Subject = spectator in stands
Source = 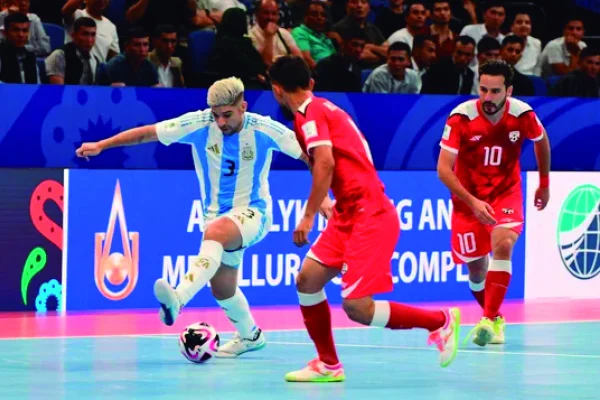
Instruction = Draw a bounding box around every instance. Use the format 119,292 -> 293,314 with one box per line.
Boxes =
499,35 -> 534,96
387,0 -> 429,49
538,16 -> 587,79
206,7 -> 268,89
313,26 -> 365,92
363,41 -> 420,94
291,1 -> 337,70
429,0 -> 454,59
411,34 -> 436,76
0,0 -> 50,57
460,0 -> 505,45
420,35 -> 475,94
333,0 -> 388,68
126,0 -> 196,39
194,0 -> 246,28
148,24 -> 184,88
470,36 -> 502,94
248,0 -> 294,30
374,0 -> 406,39
551,47 -> 600,98
509,12 -> 541,76
249,0 -> 302,68
96,27 -> 159,87
45,17 -> 99,85
62,0 -> 120,63
0,12 -> 38,83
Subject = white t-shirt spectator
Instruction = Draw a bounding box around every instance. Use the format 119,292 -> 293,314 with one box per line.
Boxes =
363,64 -> 421,94
460,24 -> 505,44
388,28 -> 414,49
539,36 -> 587,79
509,33 -> 542,76
249,25 -> 300,63
64,9 -> 119,63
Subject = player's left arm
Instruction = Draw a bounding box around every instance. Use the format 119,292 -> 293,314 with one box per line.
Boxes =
527,113 -> 551,210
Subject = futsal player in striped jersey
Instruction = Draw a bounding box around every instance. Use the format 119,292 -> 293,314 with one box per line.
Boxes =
75,77 -> 331,358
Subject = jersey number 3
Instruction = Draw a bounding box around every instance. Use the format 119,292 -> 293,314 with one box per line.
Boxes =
224,160 -> 236,176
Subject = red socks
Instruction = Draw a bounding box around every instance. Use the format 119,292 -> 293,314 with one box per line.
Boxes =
371,300 -> 447,332
484,260 -> 512,320
469,279 -> 486,310
298,291 -> 339,366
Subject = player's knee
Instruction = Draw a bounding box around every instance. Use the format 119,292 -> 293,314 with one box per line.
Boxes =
295,269 -> 314,293
342,298 -> 374,326
467,258 -> 488,281
493,237 -> 515,259
204,219 -> 242,250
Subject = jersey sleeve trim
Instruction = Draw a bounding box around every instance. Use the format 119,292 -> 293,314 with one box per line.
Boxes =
530,132 -> 544,142
156,110 -> 212,146
439,143 -> 459,154
307,140 -> 333,152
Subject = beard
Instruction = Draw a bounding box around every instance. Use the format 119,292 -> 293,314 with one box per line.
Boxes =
278,104 -> 296,121
482,96 -> 507,115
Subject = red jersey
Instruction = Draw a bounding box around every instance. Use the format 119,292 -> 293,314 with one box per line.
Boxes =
294,96 -> 387,213
439,98 -> 544,212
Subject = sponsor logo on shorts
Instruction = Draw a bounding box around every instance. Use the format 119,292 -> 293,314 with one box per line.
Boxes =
502,208 -> 514,215
341,263 -> 348,275
470,135 -> 482,141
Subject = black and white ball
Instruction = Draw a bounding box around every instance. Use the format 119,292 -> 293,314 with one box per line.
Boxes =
178,322 -> 220,363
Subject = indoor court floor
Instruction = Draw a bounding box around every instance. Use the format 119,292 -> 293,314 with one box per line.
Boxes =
1,299 -> 599,400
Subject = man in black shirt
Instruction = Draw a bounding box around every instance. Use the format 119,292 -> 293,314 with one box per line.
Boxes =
96,27 -> 159,87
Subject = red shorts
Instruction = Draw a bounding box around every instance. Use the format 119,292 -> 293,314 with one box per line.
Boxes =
307,204 -> 400,299
451,191 -> 524,264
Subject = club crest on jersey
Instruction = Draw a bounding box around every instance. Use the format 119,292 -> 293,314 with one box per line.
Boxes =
242,143 -> 254,161
502,208 -> 514,215
508,131 -> 520,143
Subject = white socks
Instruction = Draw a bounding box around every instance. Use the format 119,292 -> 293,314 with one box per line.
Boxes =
216,287 -> 258,339
176,240 -> 223,305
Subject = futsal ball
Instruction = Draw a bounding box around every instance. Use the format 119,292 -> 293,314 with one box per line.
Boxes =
178,322 -> 220,364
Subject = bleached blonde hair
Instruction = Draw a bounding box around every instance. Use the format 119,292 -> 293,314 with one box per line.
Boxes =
207,77 -> 245,107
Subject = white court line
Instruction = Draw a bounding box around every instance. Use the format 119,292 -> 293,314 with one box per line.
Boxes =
262,341 -> 600,360
1,319 -> 600,342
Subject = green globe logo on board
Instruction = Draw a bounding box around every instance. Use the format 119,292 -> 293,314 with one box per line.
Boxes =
557,184 -> 600,280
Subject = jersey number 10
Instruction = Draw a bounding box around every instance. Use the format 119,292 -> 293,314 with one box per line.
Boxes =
483,146 -> 502,166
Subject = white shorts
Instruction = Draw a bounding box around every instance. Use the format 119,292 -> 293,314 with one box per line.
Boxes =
204,206 -> 271,267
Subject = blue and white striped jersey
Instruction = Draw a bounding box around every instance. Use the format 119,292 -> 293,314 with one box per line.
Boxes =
156,109 -> 302,219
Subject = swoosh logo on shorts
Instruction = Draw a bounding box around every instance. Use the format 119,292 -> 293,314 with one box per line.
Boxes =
341,277 -> 363,298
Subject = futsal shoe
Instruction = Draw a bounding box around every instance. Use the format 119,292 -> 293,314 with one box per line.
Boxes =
153,278 -> 182,326
215,328 -> 266,358
489,316 -> 506,344
284,358 -> 345,382
427,307 -> 461,368
470,317 -> 495,347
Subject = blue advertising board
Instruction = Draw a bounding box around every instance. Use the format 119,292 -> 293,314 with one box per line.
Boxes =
65,169 -> 526,310
0,84 -> 598,171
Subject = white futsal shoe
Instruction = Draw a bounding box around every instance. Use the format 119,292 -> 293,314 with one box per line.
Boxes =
216,329 -> 266,358
153,278 -> 182,326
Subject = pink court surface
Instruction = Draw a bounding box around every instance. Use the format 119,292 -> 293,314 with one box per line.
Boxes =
1,299 -> 599,399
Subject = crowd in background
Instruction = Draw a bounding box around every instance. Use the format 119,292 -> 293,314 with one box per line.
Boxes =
0,0 -> 598,97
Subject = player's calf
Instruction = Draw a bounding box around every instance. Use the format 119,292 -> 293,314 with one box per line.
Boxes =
341,297 -> 375,325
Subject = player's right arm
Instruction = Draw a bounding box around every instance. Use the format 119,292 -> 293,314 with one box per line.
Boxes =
437,115 -> 497,225
76,110 -> 211,159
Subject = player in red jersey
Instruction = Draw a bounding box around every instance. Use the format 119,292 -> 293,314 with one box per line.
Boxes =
268,55 -> 461,382
437,60 -> 551,347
